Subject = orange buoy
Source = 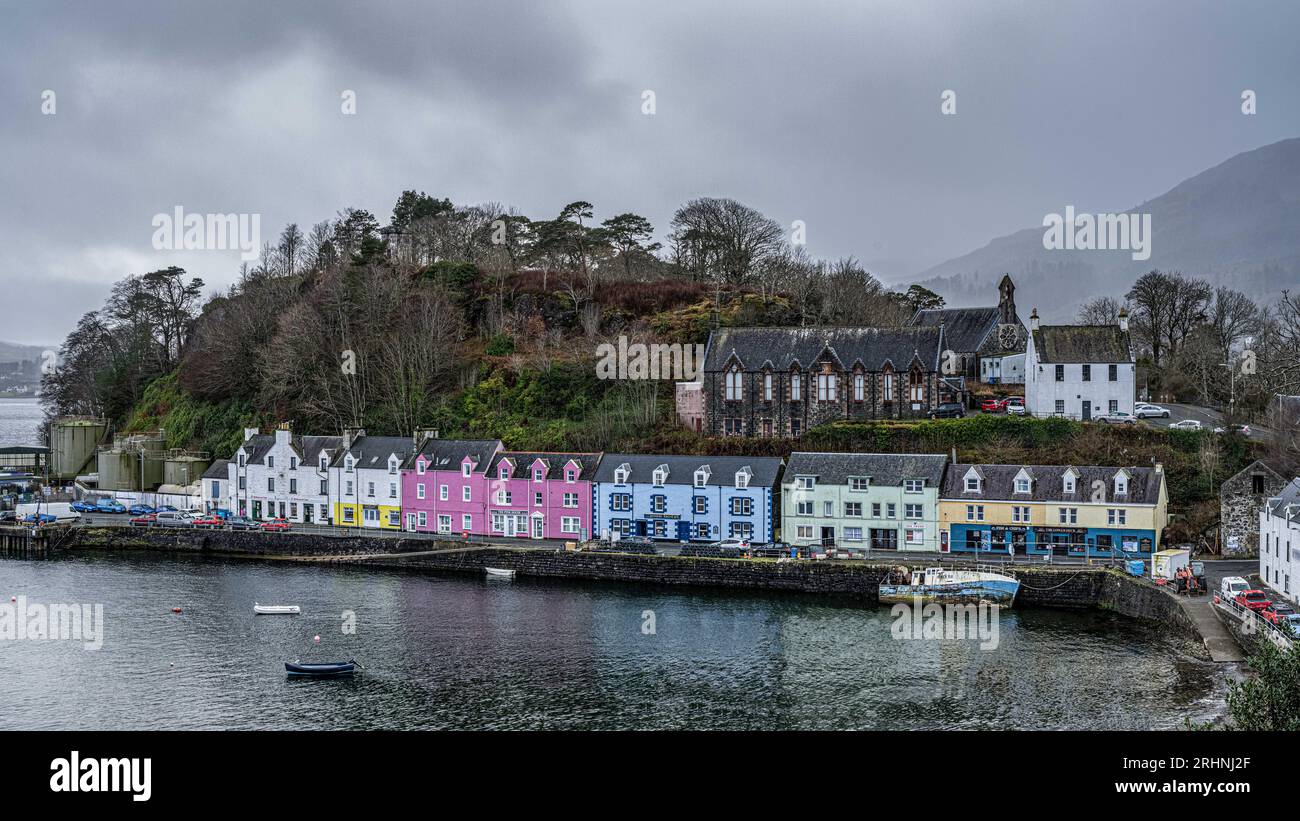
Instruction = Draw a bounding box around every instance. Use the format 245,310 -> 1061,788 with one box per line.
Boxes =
313,634 -> 321,644
171,607 -> 182,614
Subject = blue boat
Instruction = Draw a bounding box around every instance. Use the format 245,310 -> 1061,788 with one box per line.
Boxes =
285,660 -> 359,678
879,566 -> 1020,607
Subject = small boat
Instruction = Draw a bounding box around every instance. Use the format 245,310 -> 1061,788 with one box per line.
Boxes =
254,603 -> 301,615
879,566 -> 1020,607
285,660 -> 359,678
485,567 -> 516,579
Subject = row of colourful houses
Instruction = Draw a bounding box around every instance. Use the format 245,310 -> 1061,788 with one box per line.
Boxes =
202,425 -> 1168,556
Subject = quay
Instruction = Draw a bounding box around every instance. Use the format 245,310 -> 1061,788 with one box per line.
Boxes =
0,523 -> 67,559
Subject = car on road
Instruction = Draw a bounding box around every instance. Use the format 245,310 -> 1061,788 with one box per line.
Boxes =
95,500 -> 126,514
129,513 -> 157,527
226,516 -> 259,530
1214,423 -> 1251,436
1234,589 -> 1272,612
128,504 -> 156,516
1262,601 -> 1297,626
1134,403 -> 1171,419
70,500 -> 98,513
1169,419 -> 1203,431
1095,410 -> 1138,424
929,402 -> 965,419
154,510 -> 199,527
261,518 -> 293,532
1005,397 -> 1026,415
711,537 -> 751,550
980,397 -> 1008,413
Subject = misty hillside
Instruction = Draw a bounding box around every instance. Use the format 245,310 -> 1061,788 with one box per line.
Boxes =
0,341 -> 48,362
911,137 -> 1300,321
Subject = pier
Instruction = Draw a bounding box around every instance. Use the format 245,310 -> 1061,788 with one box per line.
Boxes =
0,524 -> 59,558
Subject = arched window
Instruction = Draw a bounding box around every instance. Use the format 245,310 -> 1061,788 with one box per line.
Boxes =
725,368 -> 743,401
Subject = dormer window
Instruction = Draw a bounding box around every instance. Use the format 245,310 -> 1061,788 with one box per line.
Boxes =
735,469 -> 751,489
614,464 -> 630,485
462,462 -> 471,477
416,459 -> 426,475
1114,473 -> 1128,495
320,457 -> 328,471
565,469 -> 576,483
388,457 -> 398,474
498,465 -> 509,480
345,456 -> 355,473
652,465 -> 668,487
790,372 -> 802,401
694,469 -> 708,488
533,468 -> 544,482
965,477 -> 980,492
1063,472 -> 1077,494
1015,478 -> 1030,494
797,476 -> 815,491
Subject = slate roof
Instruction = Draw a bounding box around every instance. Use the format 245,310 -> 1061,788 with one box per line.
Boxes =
331,435 -> 417,469
940,463 -> 1164,505
295,435 -> 342,464
405,438 -> 501,473
1031,325 -> 1132,364
487,451 -> 601,480
594,453 -> 784,487
236,434 -> 275,464
1266,480 -> 1300,526
784,452 -> 948,486
704,326 -> 944,372
909,307 -> 1001,353
202,459 -> 229,480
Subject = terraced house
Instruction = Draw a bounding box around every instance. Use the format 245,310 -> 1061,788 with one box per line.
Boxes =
329,430 -> 417,529
229,426 -> 341,523
698,326 -> 950,438
593,454 -> 783,543
939,463 -> 1167,557
781,452 -> 948,551
482,451 -> 599,540
401,437 -> 502,536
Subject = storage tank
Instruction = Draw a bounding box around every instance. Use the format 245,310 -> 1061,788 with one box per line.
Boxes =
96,449 -> 140,491
50,417 -> 108,480
141,453 -> 166,490
164,455 -> 210,488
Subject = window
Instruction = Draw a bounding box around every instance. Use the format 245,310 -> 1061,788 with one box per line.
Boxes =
1055,400 -> 1065,415
844,502 -> 862,517
904,503 -> 923,519
1114,474 -> 1127,495
565,469 -> 576,483
696,523 -> 711,539
797,476 -> 815,490
731,498 -> 753,516
319,479 -> 327,494
1107,508 -> 1127,525
437,515 -> 451,533
883,370 -> 894,401
495,489 -> 512,505
342,507 -> 355,523
796,526 -> 814,540
440,485 -> 448,501
268,477 -> 275,492
611,493 -> 632,512
614,467 -> 629,485
1252,475 -> 1266,494
871,502 -> 881,517
723,417 -> 743,436
967,504 -> 984,522
886,503 -> 896,518
1109,400 -> 1118,414
561,516 -> 580,534
534,468 -> 544,482
965,477 -> 981,492
694,496 -> 707,514
854,373 -> 864,402
414,481 -> 425,498
1108,364 -> 1118,381
1058,507 -> 1078,524
388,460 -> 398,475
909,369 -> 924,402
345,457 -> 354,473
652,467 -> 668,486
563,492 -> 578,508
844,527 -> 863,542
416,460 -> 426,475
849,477 -> 869,492
462,486 -> 471,502
734,471 -> 750,489
1081,364 -> 1091,382
389,482 -> 397,498
796,500 -> 813,516
239,476 -> 246,490
417,511 -> 427,528
462,463 -> 471,477
498,465 -> 509,480
904,479 -> 923,493
725,369 -> 743,401
729,521 -> 754,540
462,514 -> 472,531
763,372 -> 772,402
1014,477 -> 1030,494
1012,505 -> 1030,523
1063,474 -> 1076,494
267,456 -> 274,469
823,501 -> 834,517
906,529 -> 924,546
790,419 -> 801,437
320,457 -> 329,471
817,372 -> 837,401
790,373 -> 802,401
1054,364 -> 1065,382
366,482 -> 375,497
534,492 -> 543,506
345,481 -> 353,495
238,453 -> 246,467
694,470 -> 708,488
650,495 -> 667,513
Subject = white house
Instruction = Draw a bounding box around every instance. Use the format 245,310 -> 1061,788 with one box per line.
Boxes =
1024,308 -> 1135,420
230,425 -> 341,523
328,429 -> 417,529
1260,479 -> 1300,604
201,459 -> 231,513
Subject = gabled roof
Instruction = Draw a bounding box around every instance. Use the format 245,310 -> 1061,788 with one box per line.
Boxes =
1031,325 -> 1132,364
909,307 -> 1000,353
296,435 -> 342,464
1265,479 -> 1300,526
202,459 -> 230,480
487,451 -> 600,481
331,435 -> 417,469
404,438 -> 501,473
784,452 -> 947,486
237,434 -> 275,464
704,326 -> 943,373
941,463 -> 1163,505
595,453 -> 783,487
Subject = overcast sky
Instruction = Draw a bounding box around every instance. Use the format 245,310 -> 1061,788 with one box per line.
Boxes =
3,0 -> 1298,346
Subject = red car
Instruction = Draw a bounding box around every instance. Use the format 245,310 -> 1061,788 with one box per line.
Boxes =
1262,601 -> 1297,625
191,515 -> 223,528
129,513 -> 157,527
980,397 -> 1008,413
1234,590 -> 1271,612
261,518 -> 292,532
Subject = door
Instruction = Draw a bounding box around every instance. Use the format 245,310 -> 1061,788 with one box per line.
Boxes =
304,505 -> 313,524
820,526 -> 835,547
1081,400 -> 1091,421
252,501 -> 261,519
532,515 -> 543,539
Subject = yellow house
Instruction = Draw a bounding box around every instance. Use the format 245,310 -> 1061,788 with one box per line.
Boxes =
327,431 -> 415,530
939,463 -> 1167,557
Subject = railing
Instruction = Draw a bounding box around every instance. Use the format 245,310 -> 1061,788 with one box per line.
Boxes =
1214,593 -> 1296,650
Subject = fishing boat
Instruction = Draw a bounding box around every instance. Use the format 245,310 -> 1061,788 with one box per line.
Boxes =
254,603 -> 301,615
485,567 -> 516,579
878,566 -> 1020,606
284,660 -> 359,678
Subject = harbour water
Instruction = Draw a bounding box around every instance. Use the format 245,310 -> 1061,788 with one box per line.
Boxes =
0,397 -> 42,446
1,551 -> 1227,730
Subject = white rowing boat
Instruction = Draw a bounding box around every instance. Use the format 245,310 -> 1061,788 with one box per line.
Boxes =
484,567 -> 516,579
254,603 -> 301,615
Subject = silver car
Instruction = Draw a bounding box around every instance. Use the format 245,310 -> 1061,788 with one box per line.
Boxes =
1134,403 -> 1170,418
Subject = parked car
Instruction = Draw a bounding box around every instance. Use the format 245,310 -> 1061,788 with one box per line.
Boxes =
1218,576 -> 1251,605
1134,402 -> 1171,418
1005,397 -> 1026,415
980,397 -> 1008,413
1214,424 -> 1251,436
70,500 -> 98,513
95,500 -> 126,514
261,518 -> 293,532
211,508 -> 234,520
129,513 -> 157,527
226,516 -> 259,530
1169,419 -> 1203,431
156,505 -> 178,513
128,504 -> 156,516
1262,601 -> 1297,626
153,510 -> 198,527
1096,410 -> 1137,424
191,514 -> 223,528
929,402 -> 965,419
1283,614 -> 1300,635
711,537 -> 751,550
1234,589 -> 1272,612
22,513 -> 57,524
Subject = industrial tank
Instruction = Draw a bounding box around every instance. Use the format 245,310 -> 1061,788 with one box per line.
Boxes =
96,449 -> 140,491
50,417 -> 108,480
163,455 -> 210,487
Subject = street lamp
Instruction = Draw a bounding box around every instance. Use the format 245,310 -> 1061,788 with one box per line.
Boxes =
1218,363 -> 1236,419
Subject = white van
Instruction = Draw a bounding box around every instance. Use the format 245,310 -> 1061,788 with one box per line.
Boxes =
154,510 -> 199,528
1218,576 -> 1251,604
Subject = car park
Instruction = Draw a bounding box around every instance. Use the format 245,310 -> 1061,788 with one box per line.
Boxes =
1169,419 -> 1203,431
929,402 -> 965,419
1134,403 -> 1171,419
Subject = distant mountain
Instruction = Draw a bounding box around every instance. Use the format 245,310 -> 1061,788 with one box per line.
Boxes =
0,341 -> 49,362
909,137 -> 1300,322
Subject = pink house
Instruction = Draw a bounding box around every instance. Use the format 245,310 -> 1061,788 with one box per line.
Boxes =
482,451 -> 600,541
401,439 -> 502,535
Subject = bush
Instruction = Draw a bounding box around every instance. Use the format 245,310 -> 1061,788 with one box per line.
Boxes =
485,334 -> 515,356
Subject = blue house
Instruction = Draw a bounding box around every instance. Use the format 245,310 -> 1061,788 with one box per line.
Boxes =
593,454 -> 784,543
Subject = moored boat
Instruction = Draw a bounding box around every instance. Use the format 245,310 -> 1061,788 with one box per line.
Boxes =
285,660 -> 358,678
254,603 -> 301,615
485,567 -> 516,579
879,566 -> 1020,606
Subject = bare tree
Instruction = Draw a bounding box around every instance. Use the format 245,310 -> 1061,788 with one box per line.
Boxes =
1077,295 -> 1124,326
669,197 -> 784,287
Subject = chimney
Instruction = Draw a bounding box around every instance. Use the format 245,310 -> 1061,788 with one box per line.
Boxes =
343,427 -> 364,451
1029,308 -> 1040,331
274,425 -> 292,447
1153,461 -> 1163,475
412,428 -> 439,448
951,446 -> 958,464
243,427 -> 260,441
1118,307 -> 1130,333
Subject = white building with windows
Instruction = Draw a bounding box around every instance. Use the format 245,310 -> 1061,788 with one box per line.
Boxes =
1025,308 -> 1135,420
229,426 -> 341,523
328,430 -> 416,529
1260,479 -> 1300,604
